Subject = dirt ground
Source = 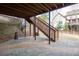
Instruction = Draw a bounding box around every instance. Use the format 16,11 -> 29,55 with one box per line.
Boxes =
0,31 -> 79,56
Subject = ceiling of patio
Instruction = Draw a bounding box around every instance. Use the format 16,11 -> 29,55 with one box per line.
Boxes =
0,3 -> 75,19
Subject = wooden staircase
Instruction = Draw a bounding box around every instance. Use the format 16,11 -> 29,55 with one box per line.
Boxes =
30,17 -> 59,42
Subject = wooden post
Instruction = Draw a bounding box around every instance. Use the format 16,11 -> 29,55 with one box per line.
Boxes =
35,17 -> 36,40
37,28 -> 39,36
25,20 -> 26,37
33,17 -> 36,40
29,23 -> 31,36
35,27 -> 39,36
49,10 -> 51,44
54,30 -> 56,42
33,24 -> 35,37
14,32 -> 18,40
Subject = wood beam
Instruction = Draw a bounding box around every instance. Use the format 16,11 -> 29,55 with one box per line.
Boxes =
24,4 -> 43,13
17,4 -> 39,14
33,4 -> 44,12
44,4 -> 52,10
0,3 -> 73,19
53,3 -> 58,8
1,4 -> 36,17
0,6 -> 26,18
39,4 -> 49,11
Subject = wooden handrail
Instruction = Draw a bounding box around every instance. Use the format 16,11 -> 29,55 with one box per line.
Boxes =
36,17 -> 59,39
32,22 -> 50,38
30,17 -> 59,41
36,17 -> 58,31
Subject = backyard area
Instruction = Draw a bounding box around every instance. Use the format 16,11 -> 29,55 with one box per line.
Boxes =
0,3 -> 79,56
0,31 -> 79,56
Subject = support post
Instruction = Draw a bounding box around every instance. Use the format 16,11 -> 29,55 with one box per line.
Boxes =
35,27 -> 39,36
29,23 -> 31,36
25,20 -> 26,37
37,28 -> 39,36
33,24 -> 34,37
35,17 -> 36,40
49,10 -> 51,44
33,17 -> 36,40
54,30 -> 56,42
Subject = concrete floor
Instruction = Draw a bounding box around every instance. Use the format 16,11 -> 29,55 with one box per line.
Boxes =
0,32 -> 79,56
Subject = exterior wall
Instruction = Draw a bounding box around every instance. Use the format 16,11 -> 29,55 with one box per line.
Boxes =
51,14 -> 66,30
0,14 -> 26,43
0,23 -> 24,43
